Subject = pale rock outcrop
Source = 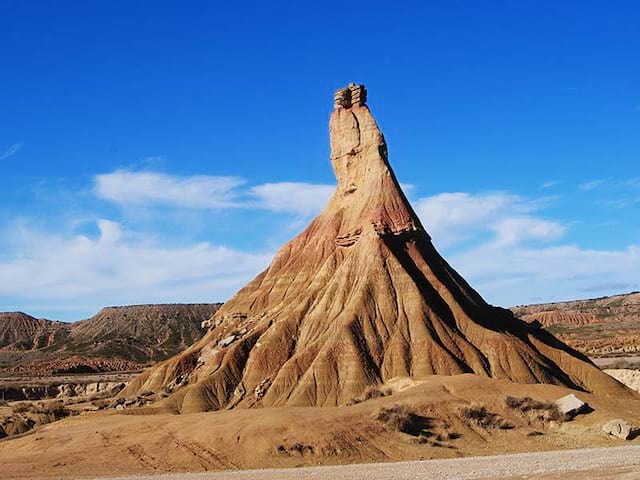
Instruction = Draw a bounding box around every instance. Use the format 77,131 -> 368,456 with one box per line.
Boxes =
602,419 -> 638,440
605,369 -> 640,393
555,394 -> 589,418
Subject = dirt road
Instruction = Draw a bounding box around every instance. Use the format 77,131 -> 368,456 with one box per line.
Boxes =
87,445 -> 640,480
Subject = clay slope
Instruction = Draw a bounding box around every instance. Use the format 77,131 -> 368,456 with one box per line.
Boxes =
69,304 -> 220,363
511,292 -> 640,357
0,304 -> 220,375
0,312 -> 68,351
511,291 -> 640,327
125,84 -> 632,412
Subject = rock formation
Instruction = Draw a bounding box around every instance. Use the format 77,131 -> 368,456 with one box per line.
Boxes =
124,85 -> 633,412
511,292 -> 640,357
0,304 -> 220,375
511,291 -> 640,327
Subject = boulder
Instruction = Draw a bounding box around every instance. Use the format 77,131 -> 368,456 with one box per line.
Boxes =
603,419 -> 638,440
555,394 -> 589,418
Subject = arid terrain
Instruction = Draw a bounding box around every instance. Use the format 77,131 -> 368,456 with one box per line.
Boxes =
1,86 -> 638,480
512,292 -> 640,359
88,446 -> 640,480
1,375 -> 639,479
0,304 -> 220,377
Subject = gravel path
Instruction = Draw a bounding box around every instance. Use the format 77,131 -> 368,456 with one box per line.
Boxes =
89,446 -> 640,480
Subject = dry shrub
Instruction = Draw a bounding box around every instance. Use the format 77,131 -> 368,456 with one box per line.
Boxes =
12,402 -> 37,414
39,401 -> 72,420
346,386 -> 392,406
460,404 -> 513,430
505,396 -> 564,423
375,405 -> 419,434
12,401 -> 71,420
363,387 -> 386,400
415,436 -> 456,448
276,443 -> 314,456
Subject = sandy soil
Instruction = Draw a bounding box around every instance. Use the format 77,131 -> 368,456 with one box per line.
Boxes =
75,446 -> 640,479
1,375 -> 639,479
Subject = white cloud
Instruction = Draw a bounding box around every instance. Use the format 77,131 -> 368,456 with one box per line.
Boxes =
0,143 -> 23,160
452,242 -> 640,306
540,180 -> 559,189
578,179 -> 609,191
251,182 -> 334,216
491,217 -> 565,246
94,169 -> 338,217
0,220 -> 272,305
414,192 -> 557,248
94,170 -> 246,209
410,191 -> 640,306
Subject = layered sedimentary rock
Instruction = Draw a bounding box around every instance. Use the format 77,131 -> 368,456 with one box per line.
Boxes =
0,304 -> 220,375
512,292 -> 640,357
511,292 -> 640,327
125,85 -> 633,412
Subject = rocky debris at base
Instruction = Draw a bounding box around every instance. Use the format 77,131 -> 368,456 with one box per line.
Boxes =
556,394 -> 589,419
602,419 -> 639,440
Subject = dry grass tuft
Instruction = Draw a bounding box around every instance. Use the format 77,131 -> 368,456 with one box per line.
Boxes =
505,396 -> 564,423
346,386 -> 392,406
375,405 -> 420,434
460,404 -> 514,430
12,402 -> 38,414
12,401 -> 72,420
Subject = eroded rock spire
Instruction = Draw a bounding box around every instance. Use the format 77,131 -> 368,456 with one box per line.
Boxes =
123,86 -> 634,413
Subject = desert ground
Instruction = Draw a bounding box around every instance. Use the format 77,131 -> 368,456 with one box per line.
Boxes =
1,374 -> 639,479
82,446 -> 640,479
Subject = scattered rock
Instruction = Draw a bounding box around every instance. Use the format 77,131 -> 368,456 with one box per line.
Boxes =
602,419 -> 638,440
555,394 -> 589,418
254,379 -> 271,401
218,335 -> 236,347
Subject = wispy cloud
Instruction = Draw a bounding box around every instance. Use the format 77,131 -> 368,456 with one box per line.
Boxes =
414,192 -> 563,248
578,282 -> 637,294
0,219 -> 272,303
0,143 -> 23,160
578,178 -> 609,191
94,170 -> 246,209
452,242 -> 640,306
540,181 -> 559,189
94,169 -> 335,217
251,182 -> 334,216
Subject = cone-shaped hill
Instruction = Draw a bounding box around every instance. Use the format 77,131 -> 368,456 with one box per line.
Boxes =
125,84 -> 632,412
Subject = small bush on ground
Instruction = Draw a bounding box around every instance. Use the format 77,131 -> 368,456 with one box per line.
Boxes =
346,386 -> 392,406
40,401 -> 71,420
12,402 -> 37,414
375,404 -> 421,434
460,404 -> 513,430
505,396 -> 564,423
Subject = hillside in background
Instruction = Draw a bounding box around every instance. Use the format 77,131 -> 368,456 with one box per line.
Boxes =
0,304 -> 221,376
511,292 -> 640,358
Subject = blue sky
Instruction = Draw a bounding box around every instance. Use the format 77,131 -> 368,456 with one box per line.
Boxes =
1,1 -> 639,321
